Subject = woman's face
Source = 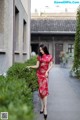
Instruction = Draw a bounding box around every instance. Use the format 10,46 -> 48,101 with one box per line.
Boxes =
39,47 -> 45,54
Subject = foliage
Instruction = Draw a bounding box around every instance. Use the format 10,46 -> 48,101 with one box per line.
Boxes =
0,56 -> 38,120
7,56 -> 38,91
0,77 -> 34,120
73,6 -> 80,78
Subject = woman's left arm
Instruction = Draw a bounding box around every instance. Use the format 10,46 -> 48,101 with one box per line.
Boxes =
47,61 -> 53,73
45,61 -> 53,77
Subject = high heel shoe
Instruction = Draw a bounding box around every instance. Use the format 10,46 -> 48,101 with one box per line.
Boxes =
44,114 -> 47,119
40,110 -> 43,114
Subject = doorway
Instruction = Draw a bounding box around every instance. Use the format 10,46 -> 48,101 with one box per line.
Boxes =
55,43 -> 63,64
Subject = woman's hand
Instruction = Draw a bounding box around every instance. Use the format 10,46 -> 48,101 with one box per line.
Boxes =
27,66 -> 31,68
45,71 -> 48,78
26,66 -> 31,70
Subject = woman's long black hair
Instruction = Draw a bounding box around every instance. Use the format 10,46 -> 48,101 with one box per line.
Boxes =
38,44 -> 49,57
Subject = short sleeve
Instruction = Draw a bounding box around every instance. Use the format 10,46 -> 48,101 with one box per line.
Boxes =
50,55 -> 53,62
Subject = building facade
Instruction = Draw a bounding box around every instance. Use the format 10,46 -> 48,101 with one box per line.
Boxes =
31,13 -> 76,64
0,0 -> 31,74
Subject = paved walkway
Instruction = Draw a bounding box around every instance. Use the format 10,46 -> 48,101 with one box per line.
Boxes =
33,66 -> 80,120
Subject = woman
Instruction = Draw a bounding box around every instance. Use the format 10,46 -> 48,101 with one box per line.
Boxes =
27,44 -> 53,119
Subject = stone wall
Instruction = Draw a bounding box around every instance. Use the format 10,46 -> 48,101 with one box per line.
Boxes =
0,0 -> 31,74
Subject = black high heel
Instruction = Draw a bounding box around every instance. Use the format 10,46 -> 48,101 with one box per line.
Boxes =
44,114 -> 47,119
40,107 -> 44,114
40,111 -> 43,114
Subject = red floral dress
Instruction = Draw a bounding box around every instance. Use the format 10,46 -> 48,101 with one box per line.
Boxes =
36,54 -> 53,99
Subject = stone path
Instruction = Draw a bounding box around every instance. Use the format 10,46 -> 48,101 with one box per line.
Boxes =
33,66 -> 80,120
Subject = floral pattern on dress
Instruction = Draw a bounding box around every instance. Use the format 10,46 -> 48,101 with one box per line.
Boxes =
36,54 -> 53,98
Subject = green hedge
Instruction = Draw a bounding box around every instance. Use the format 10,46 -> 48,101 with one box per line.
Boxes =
73,6 -> 80,79
0,76 -> 33,120
0,56 -> 38,120
7,56 -> 38,91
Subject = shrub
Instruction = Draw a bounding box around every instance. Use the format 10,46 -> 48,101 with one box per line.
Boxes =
7,63 -> 25,78
73,6 -> 80,79
7,56 -> 38,91
0,56 -> 38,120
0,77 -> 34,120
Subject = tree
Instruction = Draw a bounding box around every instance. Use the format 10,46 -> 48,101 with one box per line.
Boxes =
73,5 -> 80,78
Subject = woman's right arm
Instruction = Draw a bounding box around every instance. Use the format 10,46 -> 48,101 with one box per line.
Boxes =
27,61 -> 40,69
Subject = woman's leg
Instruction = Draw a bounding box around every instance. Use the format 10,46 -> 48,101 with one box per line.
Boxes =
40,97 -> 44,111
43,96 -> 47,114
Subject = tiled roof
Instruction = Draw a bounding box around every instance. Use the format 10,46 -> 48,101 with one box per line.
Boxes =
31,19 -> 76,33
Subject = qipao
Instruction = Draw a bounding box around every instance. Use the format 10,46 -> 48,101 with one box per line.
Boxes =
36,54 -> 53,98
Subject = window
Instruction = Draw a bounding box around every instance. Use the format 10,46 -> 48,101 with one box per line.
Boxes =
23,20 -> 27,52
68,44 -> 74,53
15,6 -> 19,51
